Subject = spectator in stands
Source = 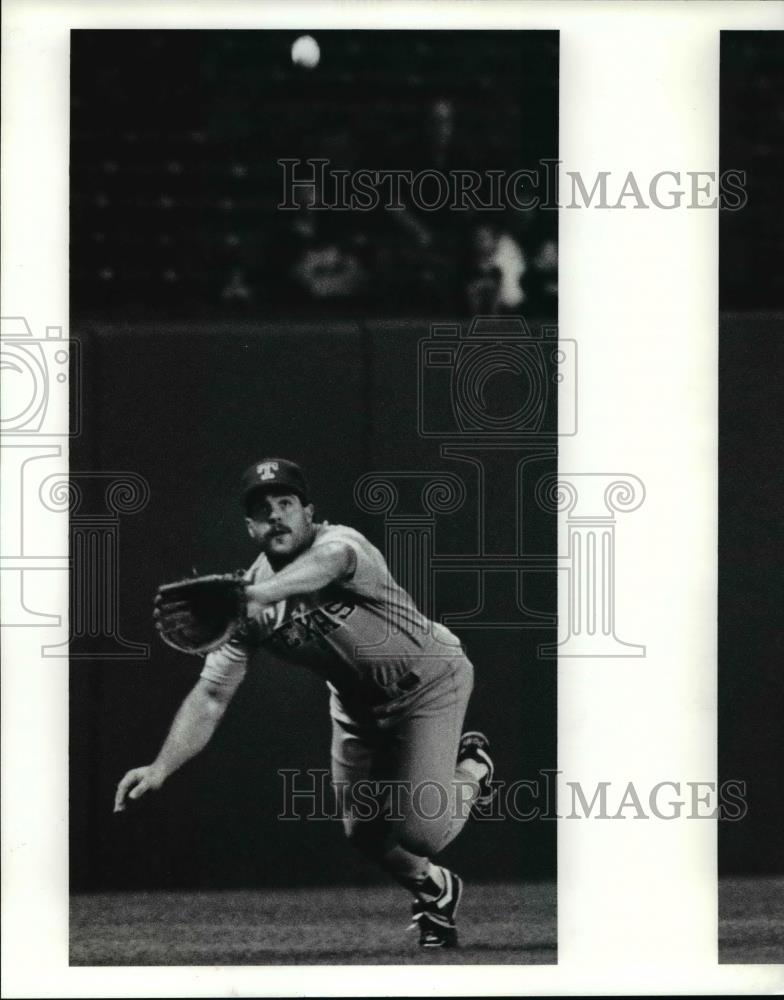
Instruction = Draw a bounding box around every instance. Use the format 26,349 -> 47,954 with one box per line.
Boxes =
464,219 -> 526,313
531,236 -> 558,310
378,97 -> 471,308
273,179 -> 369,306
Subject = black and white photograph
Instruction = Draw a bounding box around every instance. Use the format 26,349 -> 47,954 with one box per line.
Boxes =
67,29 -> 559,965
718,28 -> 784,965
2,2 -> 783,997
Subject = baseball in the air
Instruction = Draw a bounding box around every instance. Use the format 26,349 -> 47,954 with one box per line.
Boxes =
291,35 -> 320,69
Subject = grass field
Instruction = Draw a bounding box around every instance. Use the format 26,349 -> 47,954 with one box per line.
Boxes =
719,874 -> 784,964
70,880 -> 556,965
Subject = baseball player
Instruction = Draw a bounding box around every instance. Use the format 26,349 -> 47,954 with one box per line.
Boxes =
114,458 -> 494,949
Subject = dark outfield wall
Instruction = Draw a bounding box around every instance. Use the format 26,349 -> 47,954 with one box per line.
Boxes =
70,319 -> 557,890
718,312 -> 784,875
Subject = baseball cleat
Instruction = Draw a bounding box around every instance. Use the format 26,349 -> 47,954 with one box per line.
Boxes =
409,867 -> 463,948
457,730 -> 496,809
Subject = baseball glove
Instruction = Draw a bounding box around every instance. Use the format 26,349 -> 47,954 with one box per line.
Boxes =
154,573 -> 248,655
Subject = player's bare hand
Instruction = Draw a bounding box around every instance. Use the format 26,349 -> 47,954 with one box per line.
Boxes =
113,765 -> 165,812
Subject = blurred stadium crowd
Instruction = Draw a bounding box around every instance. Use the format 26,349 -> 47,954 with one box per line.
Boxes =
720,31 -> 784,311
71,31 -> 559,318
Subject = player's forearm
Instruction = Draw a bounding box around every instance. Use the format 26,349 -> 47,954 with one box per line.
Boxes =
150,682 -> 229,781
246,542 -> 354,606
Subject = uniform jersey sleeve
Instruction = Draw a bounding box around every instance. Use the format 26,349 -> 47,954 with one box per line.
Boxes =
200,553 -> 275,689
200,633 -> 250,692
313,524 -> 387,600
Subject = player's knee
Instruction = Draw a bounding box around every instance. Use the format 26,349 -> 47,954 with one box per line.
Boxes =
399,812 -> 451,858
399,826 -> 446,858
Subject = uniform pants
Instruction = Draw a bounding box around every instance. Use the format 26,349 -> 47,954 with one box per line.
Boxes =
330,656 -> 477,892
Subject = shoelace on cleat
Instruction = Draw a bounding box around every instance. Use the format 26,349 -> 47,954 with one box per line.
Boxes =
408,872 -> 455,930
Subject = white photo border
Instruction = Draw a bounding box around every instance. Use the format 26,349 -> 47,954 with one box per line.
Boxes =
2,1 -> 783,996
